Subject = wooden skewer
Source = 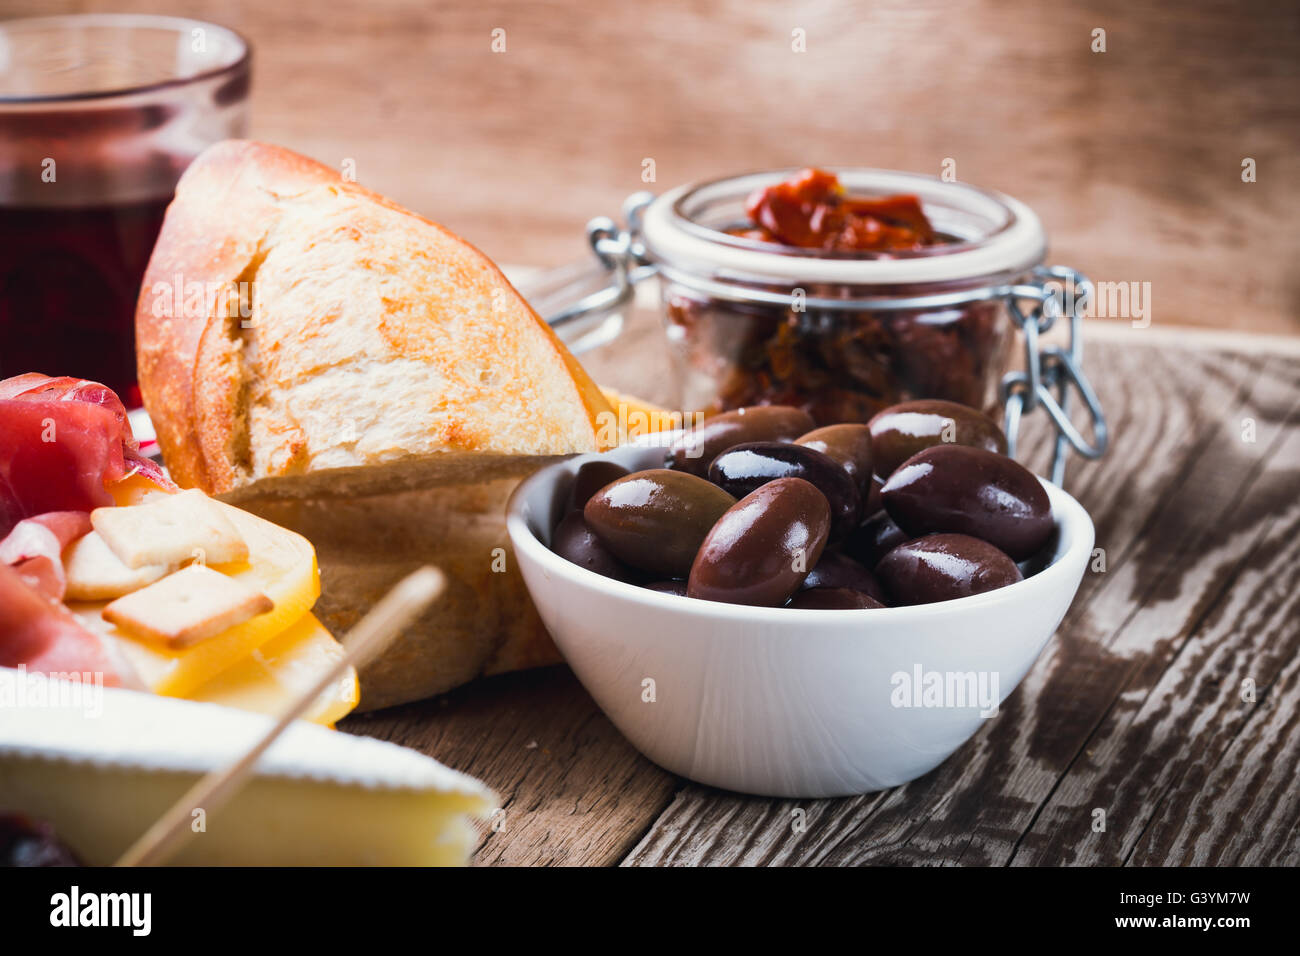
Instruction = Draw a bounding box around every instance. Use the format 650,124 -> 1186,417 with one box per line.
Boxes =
114,566 -> 446,867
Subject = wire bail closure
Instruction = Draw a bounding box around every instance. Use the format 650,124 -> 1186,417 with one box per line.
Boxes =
1000,266 -> 1109,485
544,192 -> 657,329
545,193 -> 1108,489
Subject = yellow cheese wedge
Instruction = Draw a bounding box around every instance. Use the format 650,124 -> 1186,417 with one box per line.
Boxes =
69,497 -> 319,697
599,386 -> 690,436
108,472 -> 174,507
189,613 -> 358,726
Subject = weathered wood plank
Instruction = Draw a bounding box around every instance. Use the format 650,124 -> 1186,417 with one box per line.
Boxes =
1021,420 -> 1300,865
1126,452 -> 1300,867
341,665 -> 679,866
622,345 -> 1299,865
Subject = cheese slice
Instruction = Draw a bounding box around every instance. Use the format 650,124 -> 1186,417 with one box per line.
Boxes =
598,386 -> 689,438
63,530 -> 172,601
68,501 -> 319,696
190,613 -> 359,726
0,669 -> 494,865
108,472 -> 174,508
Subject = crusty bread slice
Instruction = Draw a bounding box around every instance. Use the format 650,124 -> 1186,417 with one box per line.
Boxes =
137,140 -> 614,498
134,141 -> 616,708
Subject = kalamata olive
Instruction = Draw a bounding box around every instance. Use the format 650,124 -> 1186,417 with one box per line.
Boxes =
864,473 -> 884,515
846,510 -> 911,569
687,477 -> 830,607
567,460 -> 630,512
1017,539 -> 1058,579
875,533 -> 1022,605
868,399 -> 1008,479
799,551 -> 887,604
644,579 -> 688,596
585,469 -> 735,578
552,511 -> 637,582
707,441 -> 860,541
795,424 -> 873,494
881,445 -> 1053,561
666,405 -> 816,476
788,588 -> 886,610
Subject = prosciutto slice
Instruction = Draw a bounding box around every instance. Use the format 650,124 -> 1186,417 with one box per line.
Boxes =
0,374 -> 166,686
0,511 -> 93,602
0,373 -> 172,538
0,562 -> 125,685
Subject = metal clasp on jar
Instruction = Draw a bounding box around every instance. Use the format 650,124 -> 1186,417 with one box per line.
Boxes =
1001,266 -> 1109,485
522,193 -> 657,352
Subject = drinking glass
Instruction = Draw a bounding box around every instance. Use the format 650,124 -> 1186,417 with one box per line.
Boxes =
0,14 -> 250,402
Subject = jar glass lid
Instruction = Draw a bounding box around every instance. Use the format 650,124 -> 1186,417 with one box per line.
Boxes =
640,168 -> 1046,285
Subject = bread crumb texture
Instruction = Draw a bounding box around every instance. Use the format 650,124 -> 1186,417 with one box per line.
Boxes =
243,185 -> 599,477
138,141 -> 612,496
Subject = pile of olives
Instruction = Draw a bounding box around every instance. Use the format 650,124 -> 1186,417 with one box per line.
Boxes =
550,400 -> 1055,609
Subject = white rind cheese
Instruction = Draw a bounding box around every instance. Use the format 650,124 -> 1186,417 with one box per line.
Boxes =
0,668 -> 496,865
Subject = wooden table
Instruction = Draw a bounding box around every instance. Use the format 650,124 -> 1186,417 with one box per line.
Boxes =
342,294 -> 1300,866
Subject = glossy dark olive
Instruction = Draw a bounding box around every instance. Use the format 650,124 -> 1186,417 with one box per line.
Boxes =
788,587 -> 886,610
846,510 -> 911,569
584,469 -> 735,578
567,460 -> 630,512
707,441 -> 860,541
799,551 -> 887,604
644,579 -> 688,596
551,511 -> 636,582
687,477 -> 830,607
864,472 -> 884,516
795,424 -> 873,495
875,533 -> 1022,605
665,405 -> 816,476
868,399 -> 1008,479
881,445 -> 1053,561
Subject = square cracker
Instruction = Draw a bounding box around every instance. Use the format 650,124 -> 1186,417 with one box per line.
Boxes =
63,530 -> 173,601
102,564 -> 274,648
91,489 -> 248,570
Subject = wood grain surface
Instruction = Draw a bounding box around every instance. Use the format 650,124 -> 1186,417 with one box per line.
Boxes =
339,291 -> 1300,866
10,0 -> 1300,336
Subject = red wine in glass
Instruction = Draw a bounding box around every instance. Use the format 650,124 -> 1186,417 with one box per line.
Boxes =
0,197 -> 171,403
0,14 -> 250,404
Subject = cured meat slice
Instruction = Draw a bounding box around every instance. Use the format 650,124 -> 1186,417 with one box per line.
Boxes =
0,373 -> 171,537
0,562 -> 126,685
0,511 -> 92,601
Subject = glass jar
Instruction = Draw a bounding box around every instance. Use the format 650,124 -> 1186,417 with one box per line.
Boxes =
541,168 -> 1107,483
638,169 -> 1045,425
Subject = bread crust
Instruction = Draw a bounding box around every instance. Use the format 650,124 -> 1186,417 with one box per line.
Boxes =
239,480 -> 558,711
136,140 -> 613,495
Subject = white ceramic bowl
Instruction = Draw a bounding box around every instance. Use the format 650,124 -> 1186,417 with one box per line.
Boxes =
506,444 -> 1094,798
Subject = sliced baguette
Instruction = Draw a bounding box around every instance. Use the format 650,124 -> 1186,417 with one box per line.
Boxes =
137,140 -> 614,498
